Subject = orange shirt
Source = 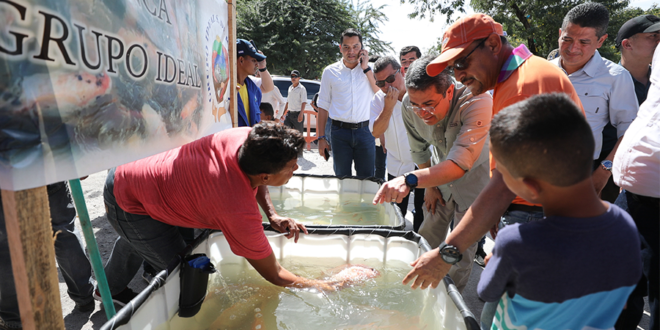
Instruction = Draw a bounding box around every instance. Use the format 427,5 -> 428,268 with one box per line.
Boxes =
493,54 -> 584,206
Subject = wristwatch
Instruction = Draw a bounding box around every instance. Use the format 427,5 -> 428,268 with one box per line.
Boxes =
363,66 -> 371,74
258,67 -> 267,72
403,172 -> 418,189
600,160 -> 613,171
438,241 -> 462,265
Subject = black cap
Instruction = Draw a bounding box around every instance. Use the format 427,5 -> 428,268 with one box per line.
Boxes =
616,15 -> 660,48
290,70 -> 300,78
236,39 -> 266,61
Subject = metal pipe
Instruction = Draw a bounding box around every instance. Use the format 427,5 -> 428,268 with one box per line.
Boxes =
68,179 -> 116,318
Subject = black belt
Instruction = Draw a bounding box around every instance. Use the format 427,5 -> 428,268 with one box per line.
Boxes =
507,204 -> 543,213
629,192 -> 660,208
332,119 -> 369,130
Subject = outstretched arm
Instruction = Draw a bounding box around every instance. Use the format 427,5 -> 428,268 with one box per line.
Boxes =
402,169 -> 514,289
256,186 -> 308,242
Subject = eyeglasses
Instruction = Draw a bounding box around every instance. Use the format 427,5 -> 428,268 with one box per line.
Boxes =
410,105 -> 436,116
375,69 -> 400,87
291,76 -> 300,79
447,38 -> 487,72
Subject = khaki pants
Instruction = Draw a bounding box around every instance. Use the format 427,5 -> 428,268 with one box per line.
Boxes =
418,195 -> 477,293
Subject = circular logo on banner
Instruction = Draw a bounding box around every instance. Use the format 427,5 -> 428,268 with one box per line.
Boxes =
204,14 -> 229,123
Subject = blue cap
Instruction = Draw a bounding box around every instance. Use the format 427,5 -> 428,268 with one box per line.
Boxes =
237,39 -> 266,61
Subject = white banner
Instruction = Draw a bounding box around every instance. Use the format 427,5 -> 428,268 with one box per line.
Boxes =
0,0 -> 233,190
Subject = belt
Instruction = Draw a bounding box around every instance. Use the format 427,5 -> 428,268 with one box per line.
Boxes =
332,119 -> 369,130
507,204 -> 543,213
630,192 -> 660,208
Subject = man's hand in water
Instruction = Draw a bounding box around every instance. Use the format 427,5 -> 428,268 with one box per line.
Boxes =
268,215 -> 308,243
402,248 -> 451,289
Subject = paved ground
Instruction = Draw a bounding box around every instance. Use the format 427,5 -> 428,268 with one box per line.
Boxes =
56,144 -> 650,329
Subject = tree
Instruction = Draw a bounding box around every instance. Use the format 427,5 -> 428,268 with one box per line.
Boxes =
350,0 -> 394,56
405,0 -> 656,60
237,0 -> 392,78
237,0 -> 355,79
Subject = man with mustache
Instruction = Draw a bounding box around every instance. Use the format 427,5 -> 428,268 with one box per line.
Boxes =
400,11 -> 583,307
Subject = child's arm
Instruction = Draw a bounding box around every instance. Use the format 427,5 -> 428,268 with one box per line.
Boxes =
476,230 -> 517,302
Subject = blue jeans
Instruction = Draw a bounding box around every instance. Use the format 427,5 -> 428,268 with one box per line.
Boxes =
481,209 -> 544,329
103,168 -> 188,295
330,125 -> 375,177
0,182 -> 93,328
614,190 -> 658,330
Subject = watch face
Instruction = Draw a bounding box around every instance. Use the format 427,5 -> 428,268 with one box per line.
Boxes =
601,160 -> 613,170
405,173 -> 418,186
439,244 -> 462,264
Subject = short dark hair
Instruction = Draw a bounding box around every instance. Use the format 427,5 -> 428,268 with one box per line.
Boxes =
562,2 -> 609,38
340,28 -> 363,45
259,102 -> 274,118
238,122 -> 304,175
373,56 -> 401,74
368,55 -> 380,63
405,55 -> 453,97
400,46 -> 421,59
490,93 -> 593,187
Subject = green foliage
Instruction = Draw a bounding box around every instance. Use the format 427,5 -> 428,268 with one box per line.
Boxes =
407,0 -> 660,61
237,0 -> 392,79
237,0 -> 355,79
351,0 -> 394,56
402,0 -> 467,23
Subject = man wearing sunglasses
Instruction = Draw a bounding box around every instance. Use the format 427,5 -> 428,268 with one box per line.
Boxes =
369,56 -> 425,233
373,55 -> 493,293
399,11 -> 584,302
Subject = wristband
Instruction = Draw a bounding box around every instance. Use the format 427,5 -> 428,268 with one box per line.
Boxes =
317,135 -> 326,141
363,67 -> 371,74
258,67 -> 267,72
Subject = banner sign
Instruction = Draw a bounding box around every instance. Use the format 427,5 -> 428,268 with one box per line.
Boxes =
0,0 -> 233,190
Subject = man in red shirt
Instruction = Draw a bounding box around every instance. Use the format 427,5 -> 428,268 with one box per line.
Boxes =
97,122 -> 337,306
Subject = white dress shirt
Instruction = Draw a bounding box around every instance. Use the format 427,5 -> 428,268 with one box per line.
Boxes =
317,60 -> 375,123
369,91 -> 415,177
262,87 -> 286,118
552,51 -> 639,159
287,83 -> 307,112
613,44 -> 660,198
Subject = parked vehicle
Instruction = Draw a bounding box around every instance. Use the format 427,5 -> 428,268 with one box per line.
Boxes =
272,76 -> 320,130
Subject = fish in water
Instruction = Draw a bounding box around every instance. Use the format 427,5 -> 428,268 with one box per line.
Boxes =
324,264 -> 380,289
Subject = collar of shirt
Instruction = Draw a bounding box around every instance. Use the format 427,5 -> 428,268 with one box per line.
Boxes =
497,44 -> 533,84
557,50 -> 606,78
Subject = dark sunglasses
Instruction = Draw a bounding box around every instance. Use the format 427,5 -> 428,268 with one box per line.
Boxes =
375,69 -> 400,87
291,75 -> 300,79
447,38 -> 487,72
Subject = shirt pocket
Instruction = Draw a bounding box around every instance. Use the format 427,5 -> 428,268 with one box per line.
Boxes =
582,87 -> 609,116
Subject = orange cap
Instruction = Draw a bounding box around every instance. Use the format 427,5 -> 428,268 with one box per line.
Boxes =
427,14 -> 504,76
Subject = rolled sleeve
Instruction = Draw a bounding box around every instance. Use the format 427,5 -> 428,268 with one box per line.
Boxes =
446,95 -> 493,171
369,92 -> 384,132
317,68 -> 333,110
609,73 -> 639,138
402,101 -> 432,165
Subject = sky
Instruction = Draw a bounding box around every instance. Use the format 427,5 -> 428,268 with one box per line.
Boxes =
370,0 -> 658,59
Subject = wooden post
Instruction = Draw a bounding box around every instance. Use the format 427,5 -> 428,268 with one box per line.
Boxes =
1,188 -> 64,330
227,0 -> 238,128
